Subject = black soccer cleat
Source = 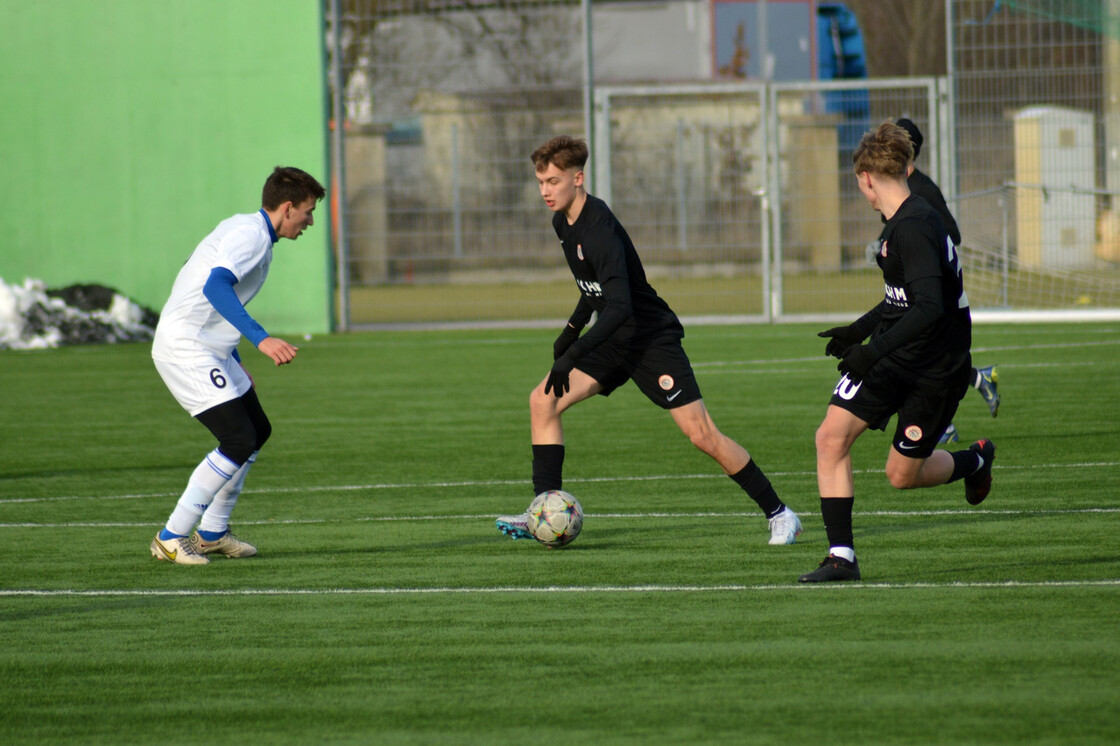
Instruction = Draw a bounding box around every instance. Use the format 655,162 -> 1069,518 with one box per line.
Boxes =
799,554 -> 861,583
964,439 -> 996,506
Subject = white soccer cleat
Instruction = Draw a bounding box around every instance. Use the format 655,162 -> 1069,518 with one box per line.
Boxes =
767,507 -> 803,545
150,534 -> 209,565
495,512 -> 533,540
189,530 -> 257,558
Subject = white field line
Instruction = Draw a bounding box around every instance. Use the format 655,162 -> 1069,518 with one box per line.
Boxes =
3,579 -> 1119,598
3,505 -> 1119,530
2,461 -> 1117,506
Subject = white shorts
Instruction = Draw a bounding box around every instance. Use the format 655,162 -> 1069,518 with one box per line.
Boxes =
154,354 -> 252,417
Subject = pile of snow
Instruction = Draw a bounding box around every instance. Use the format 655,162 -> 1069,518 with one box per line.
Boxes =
0,277 -> 159,350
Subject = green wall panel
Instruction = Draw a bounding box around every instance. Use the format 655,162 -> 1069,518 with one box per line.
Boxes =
0,0 -> 331,334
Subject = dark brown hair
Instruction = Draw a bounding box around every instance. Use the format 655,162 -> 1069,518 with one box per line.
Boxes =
261,166 -> 326,210
530,136 -> 589,172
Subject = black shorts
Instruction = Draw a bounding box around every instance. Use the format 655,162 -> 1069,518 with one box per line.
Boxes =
829,365 -> 969,459
574,333 -> 703,410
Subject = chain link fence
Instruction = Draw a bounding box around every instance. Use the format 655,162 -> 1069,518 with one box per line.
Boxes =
952,0 -> 1120,315
326,0 -> 1120,328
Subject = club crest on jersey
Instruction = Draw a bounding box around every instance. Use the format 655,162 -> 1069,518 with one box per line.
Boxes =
904,425 -> 923,441
576,244 -> 584,261
658,374 -> 675,391
881,240 -> 888,257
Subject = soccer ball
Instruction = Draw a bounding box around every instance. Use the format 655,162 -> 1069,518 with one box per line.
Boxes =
526,490 -> 583,548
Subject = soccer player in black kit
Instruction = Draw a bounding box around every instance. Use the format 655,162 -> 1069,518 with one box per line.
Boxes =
495,135 -> 802,546
895,117 -> 1001,445
799,121 -> 996,583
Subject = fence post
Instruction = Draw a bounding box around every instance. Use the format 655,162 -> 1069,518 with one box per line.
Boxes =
676,119 -> 687,252
452,123 -> 462,259
328,0 -> 349,332
1000,185 -> 1010,307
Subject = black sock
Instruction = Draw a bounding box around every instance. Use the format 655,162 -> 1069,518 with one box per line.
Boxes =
730,460 -> 784,518
947,448 -> 981,483
820,497 -> 855,550
532,444 -> 565,496
971,367 -> 982,388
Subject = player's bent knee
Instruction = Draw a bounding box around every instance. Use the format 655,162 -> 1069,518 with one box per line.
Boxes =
217,423 -> 257,466
885,466 -> 920,490
684,426 -> 720,456
688,431 -> 710,453
529,385 -> 560,415
254,419 -> 272,450
529,386 -> 546,413
815,425 -> 846,460
199,396 -> 267,466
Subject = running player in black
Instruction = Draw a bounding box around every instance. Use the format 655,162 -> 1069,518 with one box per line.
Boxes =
496,135 -> 802,546
895,118 -> 1000,445
800,121 -> 996,583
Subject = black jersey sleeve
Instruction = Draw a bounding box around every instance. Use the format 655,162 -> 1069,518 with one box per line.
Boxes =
567,275 -> 632,360
866,274 -> 944,359
565,224 -> 634,360
850,300 -> 886,340
566,295 -> 594,330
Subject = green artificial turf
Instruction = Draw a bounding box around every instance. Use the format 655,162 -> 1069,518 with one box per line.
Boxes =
1,322 -> 1118,744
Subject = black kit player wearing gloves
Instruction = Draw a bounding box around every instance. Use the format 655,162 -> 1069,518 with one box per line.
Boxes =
800,121 -> 996,583
495,135 -> 803,548
893,117 -> 1001,440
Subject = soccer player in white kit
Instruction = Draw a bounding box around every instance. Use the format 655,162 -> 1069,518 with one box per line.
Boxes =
150,166 -> 325,565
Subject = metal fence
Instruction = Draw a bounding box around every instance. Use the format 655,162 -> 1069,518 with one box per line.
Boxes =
326,0 -> 1120,329
951,0 -> 1120,317
591,78 -> 942,320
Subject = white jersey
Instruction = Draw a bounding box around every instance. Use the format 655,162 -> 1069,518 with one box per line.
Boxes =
152,210 -> 275,363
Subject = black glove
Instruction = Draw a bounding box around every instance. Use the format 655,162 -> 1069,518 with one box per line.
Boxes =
544,353 -> 575,398
553,324 -> 581,360
818,325 -> 865,359
837,344 -> 879,381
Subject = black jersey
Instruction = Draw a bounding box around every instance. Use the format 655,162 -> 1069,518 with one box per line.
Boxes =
880,168 -> 961,246
872,194 -> 971,383
908,168 -> 961,245
553,195 -> 682,359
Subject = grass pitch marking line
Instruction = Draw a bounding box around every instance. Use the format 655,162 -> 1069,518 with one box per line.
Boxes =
4,579 -> 1120,598
2,460 -> 1118,505
3,506 -> 1118,529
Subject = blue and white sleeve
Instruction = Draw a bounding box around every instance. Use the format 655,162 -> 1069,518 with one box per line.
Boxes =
202,267 -> 270,347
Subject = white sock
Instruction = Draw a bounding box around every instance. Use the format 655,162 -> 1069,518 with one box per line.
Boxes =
197,451 -> 257,535
163,449 -> 240,536
830,546 -> 856,562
